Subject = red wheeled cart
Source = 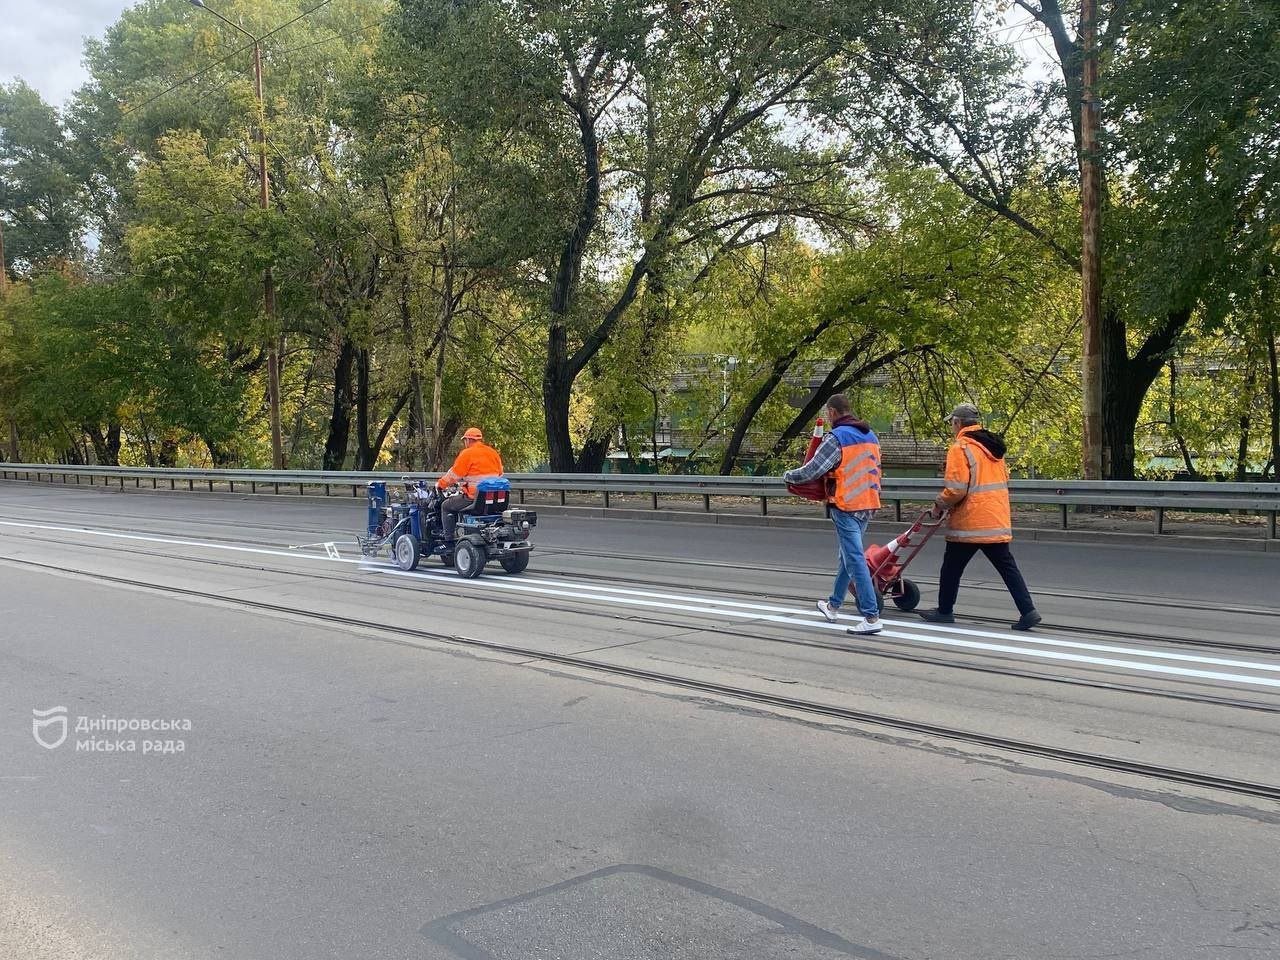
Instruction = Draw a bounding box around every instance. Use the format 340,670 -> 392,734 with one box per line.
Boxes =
858,510 -> 946,612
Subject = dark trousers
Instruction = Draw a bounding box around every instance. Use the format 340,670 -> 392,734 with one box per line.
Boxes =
441,493 -> 472,540
937,541 -> 1035,616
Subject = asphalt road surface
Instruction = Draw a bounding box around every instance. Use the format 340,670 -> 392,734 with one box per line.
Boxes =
2,481 -> 1278,960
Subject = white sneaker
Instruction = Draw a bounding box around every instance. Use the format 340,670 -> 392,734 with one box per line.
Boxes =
815,600 -> 839,623
848,618 -> 883,635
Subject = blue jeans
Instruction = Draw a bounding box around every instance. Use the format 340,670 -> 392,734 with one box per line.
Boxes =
829,508 -> 879,619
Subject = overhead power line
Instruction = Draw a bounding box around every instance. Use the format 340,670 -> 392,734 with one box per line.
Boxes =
120,0 -> 338,117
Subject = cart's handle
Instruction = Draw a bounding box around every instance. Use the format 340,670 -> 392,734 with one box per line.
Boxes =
917,507 -> 949,529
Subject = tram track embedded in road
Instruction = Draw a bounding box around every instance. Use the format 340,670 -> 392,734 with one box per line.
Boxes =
2,551 -> 1278,806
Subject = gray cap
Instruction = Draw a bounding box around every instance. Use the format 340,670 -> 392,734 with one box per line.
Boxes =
946,403 -> 982,424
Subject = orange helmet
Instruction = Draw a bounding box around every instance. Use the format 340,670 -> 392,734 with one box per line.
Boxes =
462,427 -> 484,441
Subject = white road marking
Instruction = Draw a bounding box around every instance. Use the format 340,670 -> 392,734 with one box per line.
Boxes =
3,518 -> 1278,689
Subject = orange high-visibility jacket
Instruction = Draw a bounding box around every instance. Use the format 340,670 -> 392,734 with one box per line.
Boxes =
828,423 -> 882,512
438,442 -> 504,498
936,426 -> 1012,543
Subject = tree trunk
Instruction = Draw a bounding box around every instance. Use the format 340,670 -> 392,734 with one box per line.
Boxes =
84,424 -> 108,466
576,433 -> 610,474
1236,362 -> 1256,482
1267,317 -> 1279,480
1168,360 -> 1197,478
158,436 -> 179,468
370,389 -> 411,469
138,416 -> 157,468
105,421 -> 122,466
354,348 -> 373,471
1101,306 -> 1192,479
765,336 -> 890,462
323,337 -> 356,470
543,359 -> 576,472
205,437 -> 236,467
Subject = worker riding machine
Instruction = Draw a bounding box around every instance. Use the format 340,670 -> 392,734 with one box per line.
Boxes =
786,419 -> 943,613
357,478 -> 536,578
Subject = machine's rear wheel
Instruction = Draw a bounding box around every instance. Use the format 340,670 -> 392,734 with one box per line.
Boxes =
892,578 -> 921,612
499,551 -> 530,575
453,540 -> 486,579
393,534 -> 421,572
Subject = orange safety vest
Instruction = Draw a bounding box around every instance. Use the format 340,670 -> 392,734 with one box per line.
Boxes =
438,442 -> 505,498
937,426 -> 1012,543
827,424 -> 882,512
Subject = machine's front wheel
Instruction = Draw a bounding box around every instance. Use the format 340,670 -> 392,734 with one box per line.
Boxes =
453,540 -> 486,579
393,534 -> 421,571
892,578 -> 921,612
499,551 -> 530,575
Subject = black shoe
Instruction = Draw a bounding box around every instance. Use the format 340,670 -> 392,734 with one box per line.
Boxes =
1012,610 -> 1042,631
919,608 -> 955,624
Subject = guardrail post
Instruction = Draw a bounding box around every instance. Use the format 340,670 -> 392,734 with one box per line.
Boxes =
651,492 -> 659,510
1268,511 -> 1277,540
352,485 -> 358,498
760,496 -> 768,516
559,489 -> 566,506
1154,506 -> 1165,535
188,479 -> 194,491
207,480 -> 214,492
1060,504 -> 1069,530
703,494 -> 711,512
324,484 -> 331,497
151,478 -> 157,489
894,499 -> 902,522
169,479 -> 175,490
273,483 -> 280,494
298,483 -> 304,496
252,482 -> 258,494
119,477 -> 124,490
603,489 -> 610,508
229,481 -> 235,493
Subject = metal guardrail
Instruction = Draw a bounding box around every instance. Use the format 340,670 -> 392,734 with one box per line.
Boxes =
2,463 -> 1278,538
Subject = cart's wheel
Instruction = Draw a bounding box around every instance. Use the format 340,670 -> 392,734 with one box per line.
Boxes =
892,578 -> 921,612
453,540 -> 486,579
393,533 -> 421,571
500,551 -> 530,575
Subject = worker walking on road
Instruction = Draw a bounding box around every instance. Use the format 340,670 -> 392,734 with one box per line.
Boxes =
920,404 -> 1041,630
437,427 -> 505,542
783,394 -> 884,634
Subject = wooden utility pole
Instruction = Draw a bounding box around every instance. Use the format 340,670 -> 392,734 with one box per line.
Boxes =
191,0 -> 284,468
1079,0 -> 1104,479
252,39 -> 284,469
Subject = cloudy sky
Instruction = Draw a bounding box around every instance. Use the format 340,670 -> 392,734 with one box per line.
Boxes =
1,0 -> 131,105
1,1 -> 1056,108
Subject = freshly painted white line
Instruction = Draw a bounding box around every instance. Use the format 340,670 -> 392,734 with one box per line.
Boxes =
4,517 -> 1279,688
466,568 -> 1280,674
0,518 -> 364,566
377,569 -> 1280,689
